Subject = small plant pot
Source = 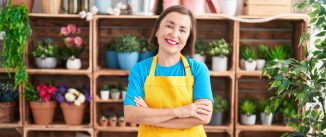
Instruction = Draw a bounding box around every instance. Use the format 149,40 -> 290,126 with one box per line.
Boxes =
117,52 -> 139,70
111,92 -> 120,100
122,91 -> 127,100
29,101 -> 56,125
209,112 -> 223,125
66,57 -> 82,70
0,102 -> 16,123
119,119 -> 126,127
109,119 -> 117,127
241,114 -> 256,125
100,90 -> 110,100
193,54 -> 206,63
100,119 -> 108,127
35,57 -> 57,69
105,50 -> 119,69
260,113 -> 273,126
256,59 -> 266,70
212,56 -> 228,71
244,60 -> 257,71
130,122 -> 137,127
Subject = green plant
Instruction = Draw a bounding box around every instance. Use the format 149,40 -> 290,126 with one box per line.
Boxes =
257,44 -> 269,60
24,83 -> 38,102
0,82 -> 19,102
115,34 -> 141,52
241,46 -> 257,61
102,84 -> 109,91
207,39 -> 231,57
240,99 -> 256,115
0,2 -> 32,87
266,45 -> 291,61
106,39 -> 117,51
262,1 -> 326,136
139,37 -> 155,52
195,40 -> 208,55
110,88 -> 120,93
32,39 -> 58,58
213,95 -> 228,113
258,98 -> 279,115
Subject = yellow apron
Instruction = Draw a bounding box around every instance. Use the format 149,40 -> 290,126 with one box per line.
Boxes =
138,55 -> 206,137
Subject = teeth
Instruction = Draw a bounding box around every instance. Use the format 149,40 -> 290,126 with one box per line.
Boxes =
166,39 -> 177,45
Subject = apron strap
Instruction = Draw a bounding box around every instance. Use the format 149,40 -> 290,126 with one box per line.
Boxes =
149,55 -> 192,76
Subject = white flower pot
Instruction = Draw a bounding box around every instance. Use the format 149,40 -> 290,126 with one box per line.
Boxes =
193,54 -> 206,63
122,91 -> 126,100
66,57 -> 81,70
241,114 -> 256,125
260,113 -> 273,126
212,56 -> 228,71
111,92 -> 120,100
256,59 -> 266,70
244,60 -> 257,71
221,0 -> 237,16
35,57 -> 57,69
100,90 -> 110,100
240,59 -> 245,70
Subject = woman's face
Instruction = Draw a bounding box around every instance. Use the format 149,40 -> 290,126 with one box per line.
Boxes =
156,12 -> 191,56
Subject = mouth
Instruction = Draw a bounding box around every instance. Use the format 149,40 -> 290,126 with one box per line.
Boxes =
165,39 -> 179,46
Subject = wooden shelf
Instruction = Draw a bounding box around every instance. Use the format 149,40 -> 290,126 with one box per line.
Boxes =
27,69 -> 91,75
237,125 -> 293,132
29,13 -> 81,18
96,126 -> 138,132
94,69 -> 130,76
237,14 -> 308,20
236,70 -> 265,77
0,123 -> 22,128
210,71 -> 235,77
0,67 -> 16,73
95,96 -> 123,103
204,125 -> 230,133
23,124 -> 92,129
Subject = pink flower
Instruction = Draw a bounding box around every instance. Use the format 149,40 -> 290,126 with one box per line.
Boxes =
60,27 -> 68,36
65,37 -> 74,48
74,36 -> 83,48
67,24 -> 77,34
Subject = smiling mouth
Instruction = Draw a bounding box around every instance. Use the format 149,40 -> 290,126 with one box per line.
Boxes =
165,39 -> 179,46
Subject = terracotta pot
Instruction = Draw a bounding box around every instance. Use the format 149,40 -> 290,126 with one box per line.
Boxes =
12,0 -> 34,12
60,102 -> 86,125
100,119 -> 108,127
40,0 -> 62,14
29,101 -> 56,125
109,118 -> 117,127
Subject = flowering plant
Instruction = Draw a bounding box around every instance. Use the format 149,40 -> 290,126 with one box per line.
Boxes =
24,83 -> 57,103
60,24 -> 85,60
55,85 -> 91,106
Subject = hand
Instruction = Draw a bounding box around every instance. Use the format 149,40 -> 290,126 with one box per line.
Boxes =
174,101 -> 212,121
134,96 -> 148,108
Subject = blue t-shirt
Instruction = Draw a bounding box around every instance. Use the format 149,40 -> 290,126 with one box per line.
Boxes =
123,56 -> 213,106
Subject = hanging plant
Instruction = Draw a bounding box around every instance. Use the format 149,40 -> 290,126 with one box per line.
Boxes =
0,1 -> 31,87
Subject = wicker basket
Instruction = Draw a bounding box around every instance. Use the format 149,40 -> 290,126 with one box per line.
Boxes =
0,102 -> 16,123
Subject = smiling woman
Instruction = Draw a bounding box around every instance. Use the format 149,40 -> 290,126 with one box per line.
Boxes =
123,5 -> 213,137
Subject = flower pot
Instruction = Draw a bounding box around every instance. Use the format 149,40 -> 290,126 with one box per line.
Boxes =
240,59 -> 245,70
122,91 -> 126,100
109,118 -> 117,127
260,112 -> 273,126
95,0 -> 112,14
117,52 -> 139,70
40,0 -> 62,14
60,102 -> 86,125
256,59 -> 266,70
12,0 -> 34,13
111,92 -> 120,100
100,90 -> 110,100
221,0 -> 237,16
241,114 -> 256,125
212,56 -> 228,71
163,0 -> 180,10
119,120 -> 126,127
244,60 -> 257,71
66,57 -> 82,70
130,0 -> 156,16
182,0 -> 205,15
209,112 -> 223,125
29,101 -> 56,125
100,119 -> 108,127
67,0 -> 80,14
105,50 -> 119,69
193,54 -> 206,63
35,57 -> 57,69
139,51 -> 154,62
0,102 -> 16,123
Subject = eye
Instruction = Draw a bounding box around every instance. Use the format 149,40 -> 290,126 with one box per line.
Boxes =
166,25 -> 173,29
180,29 -> 186,33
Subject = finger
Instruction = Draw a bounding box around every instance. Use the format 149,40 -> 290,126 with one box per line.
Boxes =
195,101 -> 211,106
134,99 -> 147,107
196,109 -> 210,115
193,113 -> 205,121
197,104 -> 212,112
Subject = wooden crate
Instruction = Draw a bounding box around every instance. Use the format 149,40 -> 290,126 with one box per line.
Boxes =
243,0 -> 292,16
23,127 -> 93,137
0,128 -> 22,137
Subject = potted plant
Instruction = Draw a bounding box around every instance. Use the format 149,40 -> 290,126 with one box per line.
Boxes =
209,95 -> 228,125
100,115 -> 108,127
267,45 -> 291,61
32,39 -> 58,69
116,34 -> 141,70
105,39 -> 119,69
193,40 -> 207,63
139,37 -> 155,62
279,99 -> 296,125
240,99 -> 257,125
239,45 -> 248,69
256,44 -> 269,70
0,82 -> 19,123
207,39 -> 232,71
100,84 -> 110,100
109,114 -> 117,127
121,87 -> 127,101
118,116 -> 126,127
0,2 -> 31,87
60,24 -> 85,70
241,46 -> 257,71
258,98 -> 278,126
55,85 -> 91,125
110,87 -> 120,100
24,83 -> 57,125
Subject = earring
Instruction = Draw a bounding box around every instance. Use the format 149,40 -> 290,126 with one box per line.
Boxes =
155,33 -> 158,37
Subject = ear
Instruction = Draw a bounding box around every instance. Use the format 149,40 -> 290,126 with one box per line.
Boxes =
155,33 -> 158,37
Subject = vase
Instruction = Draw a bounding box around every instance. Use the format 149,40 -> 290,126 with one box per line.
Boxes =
111,92 -> 120,100
260,113 -> 273,126
12,0 -> 34,13
66,56 -> 82,70
35,57 -> 57,69
67,0 -> 80,14
221,0 -> 237,16
41,0 -> 62,14
29,101 -> 56,125
60,102 -> 86,125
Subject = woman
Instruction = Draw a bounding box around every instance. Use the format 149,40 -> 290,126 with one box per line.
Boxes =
124,5 -> 213,137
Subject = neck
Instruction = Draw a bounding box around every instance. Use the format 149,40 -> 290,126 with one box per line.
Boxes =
157,52 -> 181,67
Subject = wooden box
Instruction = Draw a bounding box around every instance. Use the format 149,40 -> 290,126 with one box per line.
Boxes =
243,0 -> 292,16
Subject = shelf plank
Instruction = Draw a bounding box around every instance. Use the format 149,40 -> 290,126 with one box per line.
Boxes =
24,124 -> 91,129
95,96 -> 123,103
27,69 -> 91,75
237,125 -> 293,132
236,70 -> 265,77
95,69 -> 130,76
204,125 -> 230,133
29,13 -> 81,18
96,126 -> 138,132
237,14 -> 308,20
0,123 -> 22,128
209,71 -> 234,77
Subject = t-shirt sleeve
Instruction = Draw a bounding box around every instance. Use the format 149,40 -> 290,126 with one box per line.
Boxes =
123,64 -> 145,106
193,62 -> 214,103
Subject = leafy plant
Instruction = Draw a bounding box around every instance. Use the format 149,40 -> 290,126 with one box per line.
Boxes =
195,40 -> 208,55
207,39 -> 232,57
139,37 -> 155,52
258,98 -> 279,115
267,45 -> 291,61
257,44 -> 269,60
0,82 -> 18,102
240,99 -> 256,115
24,83 -> 57,103
106,38 -> 117,51
241,46 -> 257,61
115,34 -> 141,52
0,2 -> 32,87
213,95 -> 228,113
262,1 -> 326,136
102,84 -> 109,91
32,39 -> 58,58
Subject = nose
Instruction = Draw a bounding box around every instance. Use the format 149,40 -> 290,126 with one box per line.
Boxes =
170,28 -> 178,38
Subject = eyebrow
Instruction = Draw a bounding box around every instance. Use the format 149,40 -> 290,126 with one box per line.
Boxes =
166,20 -> 188,29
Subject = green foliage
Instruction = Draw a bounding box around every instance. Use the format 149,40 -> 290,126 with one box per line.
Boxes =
240,46 -> 257,61
213,95 -> 228,113
0,81 -> 19,102
115,34 -> 141,52
267,45 -> 291,61
240,99 -> 256,115
0,2 -> 32,87
102,84 -> 109,91
139,37 -> 155,52
32,39 -> 58,58
110,88 -> 120,93
257,44 -> 269,59
23,83 -> 39,102
195,40 -> 208,55
258,98 -> 279,115
207,39 -> 232,57
106,39 -> 117,51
